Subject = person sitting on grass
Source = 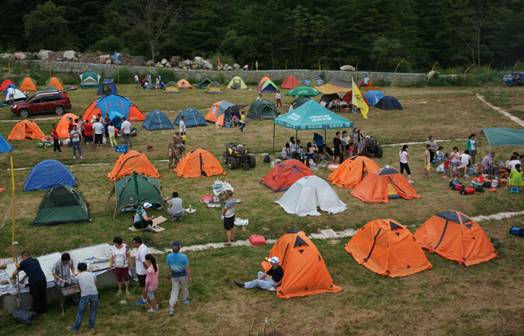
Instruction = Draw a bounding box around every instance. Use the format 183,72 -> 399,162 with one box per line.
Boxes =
458,149 -> 472,177
165,192 -> 184,221
280,143 -> 292,160
133,203 -> 154,230
234,256 -> 284,291
509,164 -> 523,191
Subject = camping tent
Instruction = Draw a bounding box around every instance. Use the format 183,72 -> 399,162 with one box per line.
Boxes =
227,76 -> 248,90
345,219 -> 432,277
114,175 -> 163,213
281,76 -> 300,90
0,134 -> 12,152
56,113 -> 79,139
258,77 -> 279,93
351,166 -> 420,203
19,77 -> 37,92
415,210 -> 497,266
82,94 -> 145,123
176,79 -> 192,89
364,90 -> 385,106
205,100 -> 234,123
375,96 -> 402,110
79,71 -> 101,88
261,159 -> 313,191
175,148 -> 225,178
0,79 -> 14,92
205,82 -> 223,94
97,79 -> 117,95
175,107 -> 207,128
165,86 -> 179,93
215,105 -> 246,127
33,185 -> 90,225
247,99 -> 277,120
319,93 -> 340,106
291,97 -> 310,109
316,83 -> 351,95
329,156 -> 380,189
142,109 -> 174,131
481,128 -> 524,147
196,77 -> 212,89
276,175 -> 346,216
8,120 -> 45,141
341,91 -> 353,104
107,150 -> 160,181
47,77 -> 64,91
287,86 -> 319,97
24,160 -> 76,191
4,88 -> 26,103
263,231 -> 342,299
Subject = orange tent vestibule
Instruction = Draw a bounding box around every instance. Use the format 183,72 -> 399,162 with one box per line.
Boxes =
107,150 -> 160,181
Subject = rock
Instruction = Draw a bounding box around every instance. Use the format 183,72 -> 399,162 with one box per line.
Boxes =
340,65 -> 355,71
0,53 -> 14,60
165,62 -> 172,68
170,56 -> 181,65
99,54 -> 111,64
155,62 -> 164,67
63,50 -> 77,61
223,64 -> 233,71
14,52 -> 27,60
426,70 -> 438,80
37,50 -> 52,61
194,56 -> 213,70
161,58 -> 168,65
105,59 -> 112,64
233,63 -> 240,70
146,60 -> 155,66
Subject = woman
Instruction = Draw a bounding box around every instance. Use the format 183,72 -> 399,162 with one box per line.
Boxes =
399,145 -> 413,183
466,134 -> 477,163
222,190 -> 236,245
109,236 -> 130,296
449,147 -> 461,178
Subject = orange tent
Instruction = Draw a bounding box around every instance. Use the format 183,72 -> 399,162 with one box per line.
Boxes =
329,156 -> 379,189
47,76 -> 64,91
281,76 -> 300,90
351,166 -> 420,203
56,113 -> 78,139
262,231 -> 342,299
107,150 -> 160,181
175,148 -> 225,178
261,159 -> 313,191
415,210 -> 497,266
8,120 -> 46,141
19,77 -> 37,92
345,219 -> 432,277
176,79 -> 192,89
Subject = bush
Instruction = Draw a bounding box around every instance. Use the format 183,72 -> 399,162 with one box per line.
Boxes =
94,35 -> 124,53
113,67 -> 134,84
155,68 -> 177,83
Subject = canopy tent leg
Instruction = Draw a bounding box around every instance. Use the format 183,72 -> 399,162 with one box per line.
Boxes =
295,129 -> 298,142
272,122 -> 276,154
10,154 -> 16,262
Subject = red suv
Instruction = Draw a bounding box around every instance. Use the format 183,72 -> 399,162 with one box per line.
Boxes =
11,90 -> 72,118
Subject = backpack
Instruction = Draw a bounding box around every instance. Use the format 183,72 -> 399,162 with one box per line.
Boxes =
460,186 -> 475,195
249,234 -> 266,246
263,154 -> 271,163
509,226 -> 523,237
11,309 -> 37,325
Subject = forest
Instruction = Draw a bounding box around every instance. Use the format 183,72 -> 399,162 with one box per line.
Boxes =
1,0 -> 523,71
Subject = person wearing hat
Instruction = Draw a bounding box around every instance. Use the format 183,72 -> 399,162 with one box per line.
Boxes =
166,241 -> 190,316
234,256 -> 284,291
133,202 -> 154,230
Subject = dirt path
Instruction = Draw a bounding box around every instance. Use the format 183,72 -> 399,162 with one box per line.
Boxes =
476,93 -> 524,127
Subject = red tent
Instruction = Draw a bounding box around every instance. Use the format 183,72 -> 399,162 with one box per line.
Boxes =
342,91 -> 353,104
261,159 -> 313,191
281,76 -> 300,90
0,79 -> 14,92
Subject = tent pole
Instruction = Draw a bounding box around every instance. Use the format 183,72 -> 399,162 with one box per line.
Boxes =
10,154 -> 16,262
132,172 -> 140,208
324,129 -> 327,143
272,122 -> 276,154
295,129 -> 298,142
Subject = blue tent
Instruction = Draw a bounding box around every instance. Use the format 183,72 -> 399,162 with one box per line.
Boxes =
97,79 -> 118,95
375,96 -> 403,110
142,109 -> 174,130
364,90 -> 385,106
175,107 -> 207,128
24,160 -> 76,191
0,133 -> 12,153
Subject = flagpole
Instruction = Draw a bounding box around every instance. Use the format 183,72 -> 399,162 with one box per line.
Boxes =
10,154 -> 17,262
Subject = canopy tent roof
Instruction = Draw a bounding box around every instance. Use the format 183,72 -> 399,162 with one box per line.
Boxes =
275,99 -> 353,130
481,128 -> 524,147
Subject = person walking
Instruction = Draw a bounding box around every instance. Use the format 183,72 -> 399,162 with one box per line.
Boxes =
143,254 -> 159,313
399,145 -> 413,183
121,117 -> 132,147
166,241 -> 190,316
92,118 -> 104,149
51,123 -> 61,152
107,123 -> 117,147
222,190 -> 236,245
239,111 -> 247,132
109,236 -> 130,296
70,124 -> 83,160
466,133 -> 477,163
69,263 -> 98,333
133,236 -> 149,305
11,250 -> 47,315
423,144 -> 431,178
426,135 -> 438,163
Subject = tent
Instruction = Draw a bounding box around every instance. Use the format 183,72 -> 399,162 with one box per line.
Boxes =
107,150 -> 160,181
276,175 -> 346,216
319,93 -> 340,106
114,175 -> 163,213
82,94 -> 144,123
19,77 -> 37,92
56,113 -> 79,139
258,77 -> 279,93
8,120 -> 45,141
165,86 -> 179,93
345,219 -> 432,277
316,83 -> 351,95
142,109 -> 174,131
175,148 -> 225,178
247,99 -> 277,120
196,77 -> 212,89
481,128 -> 524,147
341,91 -> 353,104
97,79 -> 117,95
24,160 -> 76,191
329,156 -> 380,189
261,159 -> 313,191
281,76 -> 300,90
375,96 -> 402,110
364,90 -> 385,106
0,134 -> 12,152
79,71 -> 101,88
227,76 -> 248,90
4,88 -> 26,103
351,166 -> 420,203
205,83 -> 223,94
47,77 -> 64,91
263,231 -> 342,299
175,107 -> 207,128
176,79 -> 192,89
415,210 -> 497,266
291,96 -> 310,109
215,104 -> 246,127
287,86 -> 319,97
205,100 -> 234,123
0,79 -> 14,92
33,185 -> 90,225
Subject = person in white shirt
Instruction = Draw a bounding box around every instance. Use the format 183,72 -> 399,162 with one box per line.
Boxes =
70,263 -> 98,332
399,145 -> 413,183
275,91 -> 282,109
508,154 -> 521,171
109,236 -> 130,296
178,116 -> 186,135
6,87 -> 15,104
459,150 -> 472,177
120,117 -> 132,147
107,123 -> 117,147
92,119 -> 104,148
133,236 -> 149,305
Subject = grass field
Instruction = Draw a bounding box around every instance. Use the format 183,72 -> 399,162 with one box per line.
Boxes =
0,84 -> 523,335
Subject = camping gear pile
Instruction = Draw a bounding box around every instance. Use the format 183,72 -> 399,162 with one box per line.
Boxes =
449,175 -> 500,195
223,143 -> 256,170
359,135 -> 383,158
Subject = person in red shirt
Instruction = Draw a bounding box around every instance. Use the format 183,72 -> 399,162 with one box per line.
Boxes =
83,120 -> 93,145
52,123 -> 61,152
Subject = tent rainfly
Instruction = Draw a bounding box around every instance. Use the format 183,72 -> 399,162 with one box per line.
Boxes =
481,128 -> 524,147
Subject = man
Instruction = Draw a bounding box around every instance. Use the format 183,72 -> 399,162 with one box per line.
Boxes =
52,253 -> 75,287
92,118 -> 105,149
423,144 -> 431,178
234,256 -> 283,291
426,135 -> 438,163
120,117 -> 132,147
133,236 -> 149,304
165,192 -> 184,221
51,123 -> 61,153
83,120 -> 93,146
333,132 -> 343,163
11,251 -> 47,315
133,202 -> 154,230
178,116 -> 186,135
481,151 -> 496,176
166,241 -> 190,316
275,91 -> 282,109
69,263 -> 98,332
6,86 -> 15,104
70,124 -> 83,160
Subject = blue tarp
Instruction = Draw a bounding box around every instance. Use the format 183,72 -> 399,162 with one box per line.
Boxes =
0,133 -> 12,152
24,160 -> 76,191
364,90 -> 385,106
143,109 -> 174,130
175,107 -> 207,128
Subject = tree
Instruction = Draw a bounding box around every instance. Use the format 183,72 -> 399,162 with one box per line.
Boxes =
23,1 -> 72,51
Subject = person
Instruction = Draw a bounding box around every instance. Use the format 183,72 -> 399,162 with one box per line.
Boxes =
165,192 -> 184,221
305,142 -> 317,167
426,136 -> 438,163
435,146 -> 445,163
239,111 -> 247,132
481,151 -> 496,176
11,250 -> 47,315
399,145 -> 413,183
166,241 -> 190,316
341,131 -> 350,147
509,164 -> 523,190
466,134 -> 477,163
449,147 -> 461,178
69,263 -> 98,332
234,256 -> 283,291
107,122 -> 117,147
134,74 -> 139,86
363,74 -> 370,86
222,190 -> 236,245
109,236 -> 130,296
168,135 -> 183,169
288,137 -> 298,155
121,117 -> 132,147
508,154 -> 521,171
179,115 -> 186,135
92,118 -> 104,149
313,132 -> 324,153
52,253 -> 75,287
296,139 -> 306,162
255,60 -> 259,71
275,91 -> 282,109
133,236 -> 149,304
51,123 -> 61,152
6,86 -> 15,104
83,120 -> 93,145
281,143 -> 292,160
70,124 -> 83,160
459,149 -> 472,177
333,132 -> 343,163
424,144 -> 431,178
133,202 -> 154,230
143,254 -> 159,313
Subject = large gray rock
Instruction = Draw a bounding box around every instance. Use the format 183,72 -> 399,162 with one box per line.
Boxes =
98,54 -> 111,64
233,63 -> 240,70
340,65 -> 355,71
223,64 -> 233,71
14,52 -> 27,60
0,53 -> 14,60
146,60 -> 155,66
170,56 -> 181,65
37,50 -> 52,61
194,56 -> 213,70
160,58 -> 168,65
63,50 -> 77,61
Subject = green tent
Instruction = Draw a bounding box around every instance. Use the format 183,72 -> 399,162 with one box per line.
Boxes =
482,128 -> 524,147
113,175 -> 163,214
259,79 -> 279,93
33,185 -> 90,225
227,76 -> 248,90
79,71 -> 101,88
292,96 -> 311,109
196,77 -> 213,89
287,86 -> 319,97
248,99 -> 278,120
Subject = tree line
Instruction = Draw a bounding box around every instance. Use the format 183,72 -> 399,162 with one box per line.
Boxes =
1,0 -> 523,71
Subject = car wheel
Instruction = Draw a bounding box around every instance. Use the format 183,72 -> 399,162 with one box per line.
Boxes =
19,109 -> 29,118
54,106 -> 64,115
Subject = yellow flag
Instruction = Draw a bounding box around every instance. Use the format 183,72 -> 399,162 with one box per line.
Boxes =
352,80 -> 369,119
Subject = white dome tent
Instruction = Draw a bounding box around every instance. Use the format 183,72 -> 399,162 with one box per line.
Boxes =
4,88 -> 26,103
276,175 -> 347,216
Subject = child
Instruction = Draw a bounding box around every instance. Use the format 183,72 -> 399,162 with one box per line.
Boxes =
443,153 -> 451,177
143,254 -> 159,313
509,164 -> 523,191
107,123 -> 117,147
435,146 -> 445,164
424,144 -> 431,178
347,142 -> 356,157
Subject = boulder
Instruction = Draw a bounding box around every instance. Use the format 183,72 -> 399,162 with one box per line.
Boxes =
170,56 -> 181,65
37,50 -> 52,61
146,60 -> 155,66
14,52 -> 27,60
194,56 -> 213,70
165,62 -> 172,68
161,58 -> 168,65
340,65 -> 355,71
63,50 -> 77,61
0,53 -> 14,60
223,64 -> 233,71
105,59 -> 112,64
155,62 -> 164,67
99,54 -> 111,64
233,63 -> 240,70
